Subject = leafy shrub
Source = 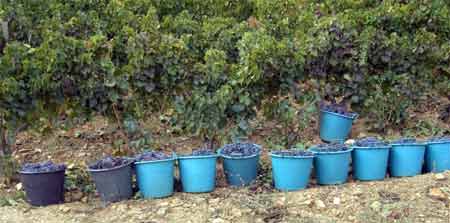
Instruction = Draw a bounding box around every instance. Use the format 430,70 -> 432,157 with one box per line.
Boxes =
0,0 -> 449,155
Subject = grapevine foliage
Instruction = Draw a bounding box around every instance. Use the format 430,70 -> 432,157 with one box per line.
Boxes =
0,0 -> 449,154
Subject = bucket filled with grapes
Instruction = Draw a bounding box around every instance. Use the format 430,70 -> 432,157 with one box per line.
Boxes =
319,102 -> 358,142
134,151 -> 176,198
309,143 -> 353,185
351,137 -> 391,181
218,142 -> 261,186
389,138 -> 426,177
20,161 -> 66,206
425,136 -> 450,173
88,156 -> 134,203
270,149 -> 314,191
178,148 -> 219,193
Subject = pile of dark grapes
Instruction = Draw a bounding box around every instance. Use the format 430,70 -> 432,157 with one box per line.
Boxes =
428,136 -> 450,143
89,156 -> 131,170
354,137 -> 389,147
220,143 -> 259,157
135,151 -> 171,162
272,150 -> 314,157
311,143 -> 349,152
191,149 -> 215,156
391,138 -> 417,144
320,102 -> 357,118
21,161 -> 66,173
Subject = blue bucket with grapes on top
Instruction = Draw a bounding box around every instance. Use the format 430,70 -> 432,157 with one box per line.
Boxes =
319,103 -> 358,142
270,150 -> 314,191
425,136 -> 450,173
309,143 -> 353,185
351,137 -> 390,181
218,143 -> 261,187
178,148 -> 219,193
135,151 -> 176,198
389,138 -> 426,177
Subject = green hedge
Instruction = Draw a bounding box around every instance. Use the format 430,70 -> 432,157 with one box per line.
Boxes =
1,0 -> 449,142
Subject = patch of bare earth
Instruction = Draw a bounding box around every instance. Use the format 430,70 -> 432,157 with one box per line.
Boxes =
0,172 -> 449,223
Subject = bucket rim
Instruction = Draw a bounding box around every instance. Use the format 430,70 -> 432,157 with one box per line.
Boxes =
19,168 -> 66,175
320,109 -> 358,120
351,145 -> 391,150
87,158 -> 134,173
178,154 -> 219,160
218,143 -> 262,159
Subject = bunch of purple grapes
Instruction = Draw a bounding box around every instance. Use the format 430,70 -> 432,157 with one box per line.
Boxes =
89,156 -> 130,170
272,150 -> 314,157
320,102 -> 357,118
191,149 -> 215,156
354,137 -> 388,147
428,135 -> 450,143
313,143 -> 349,152
391,138 -> 416,144
21,161 -> 66,173
135,151 -> 170,162
221,143 -> 259,157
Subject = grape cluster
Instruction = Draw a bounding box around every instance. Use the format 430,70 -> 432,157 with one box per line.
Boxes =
312,143 -> 349,152
21,161 -> 66,173
428,136 -> 450,143
391,138 -> 417,144
220,143 -> 259,157
89,156 -> 130,170
191,149 -> 215,156
320,102 -> 357,118
135,151 -> 171,162
354,137 -> 388,147
272,150 -> 314,157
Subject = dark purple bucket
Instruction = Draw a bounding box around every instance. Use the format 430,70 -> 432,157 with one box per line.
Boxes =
20,169 -> 66,206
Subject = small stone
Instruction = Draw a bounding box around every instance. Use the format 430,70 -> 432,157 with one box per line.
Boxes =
276,196 -> 286,206
15,183 -> 22,191
212,218 -> 225,223
231,208 -> 242,217
352,188 -> 363,196
333,197 -> 341,205
370,201 -> 381,211
434,173 -> 447,181
81,197 -> 88,203
315,200 -> 326,209
67,163 -> 75,169
59,206 -> 70,213
157,207 -> 167,216
302,199 -> 312,205
428,188 -> 448,201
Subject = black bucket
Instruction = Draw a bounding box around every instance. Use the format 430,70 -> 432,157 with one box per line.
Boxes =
20,169 -> 66,206
88,160 -> 133,203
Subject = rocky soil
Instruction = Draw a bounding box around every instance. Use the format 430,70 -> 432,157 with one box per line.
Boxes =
1,171 -> 449,223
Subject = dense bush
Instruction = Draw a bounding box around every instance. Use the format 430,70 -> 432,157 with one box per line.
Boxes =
1,0 -> 449,153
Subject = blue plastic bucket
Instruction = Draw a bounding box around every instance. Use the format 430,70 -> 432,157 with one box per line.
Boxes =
425,141 -> 450,173
310,147 -> 353,185
135,155 -> 176,198
319,110 -> 357,142
219,145 -> 261,186
178,154 -> 219,193
270,152 -> 314,191
352,146 -> 390,181
389,143 -> 426,177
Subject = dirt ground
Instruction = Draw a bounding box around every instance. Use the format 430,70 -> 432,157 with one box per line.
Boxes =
0,171 -> 449,223
1,116 -> 449,223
